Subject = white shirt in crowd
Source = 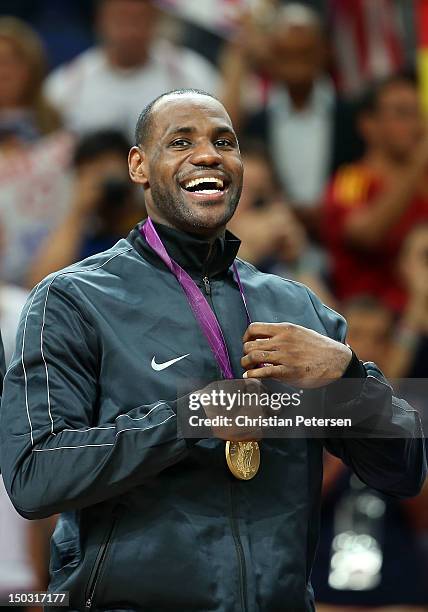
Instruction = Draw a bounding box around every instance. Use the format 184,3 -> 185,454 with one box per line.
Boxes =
44,40 -> 219,142
268,78 -> 335,209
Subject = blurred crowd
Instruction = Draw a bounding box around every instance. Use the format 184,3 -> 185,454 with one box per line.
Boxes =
0,0 -> 427,610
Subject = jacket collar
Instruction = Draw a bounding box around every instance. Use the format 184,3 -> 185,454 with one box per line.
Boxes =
127,219 -> 241,278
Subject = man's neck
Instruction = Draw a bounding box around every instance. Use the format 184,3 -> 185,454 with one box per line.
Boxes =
129,220 -> 241,278
147,214 -> 226,242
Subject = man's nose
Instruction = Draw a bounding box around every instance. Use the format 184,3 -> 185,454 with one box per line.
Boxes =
189,141 -> 222,166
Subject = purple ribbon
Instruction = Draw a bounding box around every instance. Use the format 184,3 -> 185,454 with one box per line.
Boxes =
141,218 -> 251,380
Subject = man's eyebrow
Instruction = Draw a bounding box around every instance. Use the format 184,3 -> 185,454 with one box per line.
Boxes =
212,125 -> 237,139
166,126 -> 196,137
164,125 -> 237,139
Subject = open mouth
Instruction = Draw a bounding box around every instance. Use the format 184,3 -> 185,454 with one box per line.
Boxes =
180,176 -> 229,197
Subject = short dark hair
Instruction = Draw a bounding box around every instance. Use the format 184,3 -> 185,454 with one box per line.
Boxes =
73,129 -> 131,167
357,70 -> 418,116
134,88 -> 219,146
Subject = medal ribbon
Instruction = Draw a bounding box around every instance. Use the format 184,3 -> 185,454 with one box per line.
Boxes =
140,217 -> 251,380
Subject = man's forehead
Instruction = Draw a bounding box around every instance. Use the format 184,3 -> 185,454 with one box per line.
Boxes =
153,95 -> 232,132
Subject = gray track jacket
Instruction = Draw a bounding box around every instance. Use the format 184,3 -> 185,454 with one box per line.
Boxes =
0,222 -> 425,611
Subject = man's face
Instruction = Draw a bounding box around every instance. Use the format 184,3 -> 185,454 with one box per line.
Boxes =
131,95 -> 243,236
374,83 -> 423,160
268,25 -> 325,91
97,0 -> 156,67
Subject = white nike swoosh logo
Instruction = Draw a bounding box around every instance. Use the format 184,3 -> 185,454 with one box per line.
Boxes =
151,354 -> 190,371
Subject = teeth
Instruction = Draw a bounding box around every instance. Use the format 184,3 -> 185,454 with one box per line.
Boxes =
184,177 -> 224,189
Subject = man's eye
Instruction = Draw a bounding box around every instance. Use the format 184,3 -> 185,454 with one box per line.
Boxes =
170,139 -> 191,147
215,139 -> 234,148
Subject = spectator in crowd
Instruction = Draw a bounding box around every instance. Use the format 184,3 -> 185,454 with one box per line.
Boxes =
313,294 -> 428,612
44,0 -> 219,141
221,2 -> 361,225
391,227 -> 428,554
228,139 -> 306,265
387,223 -> 428,379
0,17 -> 73,286
323,72 -> 428,312
28,129 -> 142,286
227,139 -> 335,306
0,20 -> 55,599
0,16 -> 62,139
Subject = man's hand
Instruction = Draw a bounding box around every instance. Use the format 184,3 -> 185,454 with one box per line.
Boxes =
241,322 -> 352,388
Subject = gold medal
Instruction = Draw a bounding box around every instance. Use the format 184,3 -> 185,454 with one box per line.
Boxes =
225,441 -> 260,480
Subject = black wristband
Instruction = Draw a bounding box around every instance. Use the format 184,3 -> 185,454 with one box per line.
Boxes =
325,348 -> 366,404
342,349 -> 366,379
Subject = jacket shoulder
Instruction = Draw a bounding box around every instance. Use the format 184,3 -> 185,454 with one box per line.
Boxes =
27,240 -> 135,312
236,259 -> 346,340
236,258 -> 314,299
14,242 -> 136,348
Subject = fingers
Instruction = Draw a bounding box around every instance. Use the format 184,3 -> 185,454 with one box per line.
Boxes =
243,364 -> 288,380
243,322 -> 281,342
241,349 -> 281,370
243,337 -> 276,355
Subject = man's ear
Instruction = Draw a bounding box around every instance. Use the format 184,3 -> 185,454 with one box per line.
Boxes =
128,146 -> 149,187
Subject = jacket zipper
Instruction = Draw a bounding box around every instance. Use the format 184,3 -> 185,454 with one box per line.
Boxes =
85,511 -> 120,610
202,242 -> 213,297
229,482 -> 248,612
202,275 -> 211,295
203,252 -> 247,608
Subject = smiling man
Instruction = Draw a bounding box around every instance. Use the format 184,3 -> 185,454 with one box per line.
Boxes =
129,90 -> 242,235
0,89 -> 425,612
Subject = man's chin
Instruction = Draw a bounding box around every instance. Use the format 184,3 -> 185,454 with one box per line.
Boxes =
179,194 -> 236,232
148,185 -> 238,235
186,212 -> 232,236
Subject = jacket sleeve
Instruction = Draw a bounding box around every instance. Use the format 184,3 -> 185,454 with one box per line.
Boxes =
0,278 -> 193,520
305,288 -> 427,499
